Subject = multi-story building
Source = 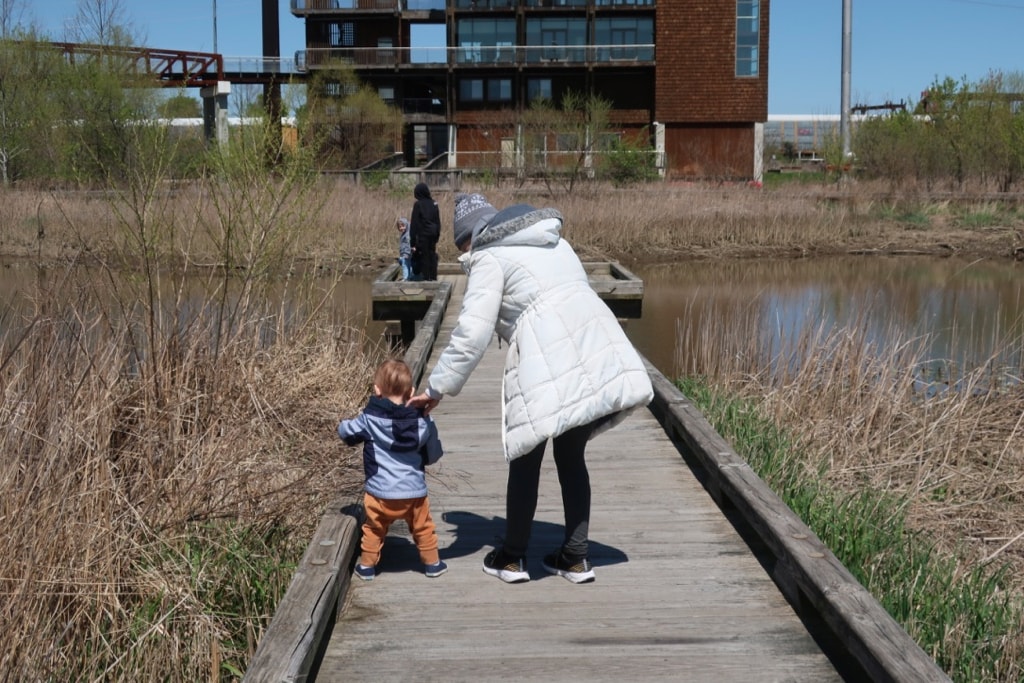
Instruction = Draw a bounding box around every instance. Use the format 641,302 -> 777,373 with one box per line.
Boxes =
289,0 -> 768,180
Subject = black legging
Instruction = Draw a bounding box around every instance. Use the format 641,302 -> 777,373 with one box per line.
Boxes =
413,240 -> 438,280
502,420 -> 595,560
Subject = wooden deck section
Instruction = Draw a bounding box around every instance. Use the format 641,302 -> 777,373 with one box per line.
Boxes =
244,267 -> 950,683
372,261 -> 644,346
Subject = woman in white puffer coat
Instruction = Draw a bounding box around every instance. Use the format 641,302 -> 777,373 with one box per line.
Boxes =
408,193 -> 653,584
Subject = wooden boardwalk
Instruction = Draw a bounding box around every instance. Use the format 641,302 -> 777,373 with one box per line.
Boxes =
315,275 -> 842,682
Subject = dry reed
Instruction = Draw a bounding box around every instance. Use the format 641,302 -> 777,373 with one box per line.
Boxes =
679,298 -> 1024,575
0,269 -> 386,678
677,299 -> 1024,675
4,178 -> 1024,270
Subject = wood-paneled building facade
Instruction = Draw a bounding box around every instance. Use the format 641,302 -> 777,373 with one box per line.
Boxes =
290,0 -> 768,179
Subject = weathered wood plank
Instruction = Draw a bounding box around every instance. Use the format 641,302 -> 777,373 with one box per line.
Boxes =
243,498 -> 362,683
402,281 -> 451,384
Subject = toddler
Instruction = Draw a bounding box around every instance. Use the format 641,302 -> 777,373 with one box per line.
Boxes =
337,359 -> 446,580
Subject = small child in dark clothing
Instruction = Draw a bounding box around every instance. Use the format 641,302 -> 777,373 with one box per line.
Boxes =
337,359 -> 446,580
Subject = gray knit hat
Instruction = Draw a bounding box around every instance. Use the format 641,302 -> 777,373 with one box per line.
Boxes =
453,193 -> 497,249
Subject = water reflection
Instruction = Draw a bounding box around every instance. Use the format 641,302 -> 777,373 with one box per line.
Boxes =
0,259 -> 387,352
629,256 -> 1024,382
6,256 -> 1024,387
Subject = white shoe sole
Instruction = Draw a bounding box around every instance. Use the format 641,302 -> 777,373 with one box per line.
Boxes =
482,565 -> 530,583
543,561 -> 595,584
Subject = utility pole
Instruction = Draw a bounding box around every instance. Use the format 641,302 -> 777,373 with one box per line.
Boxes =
212,0 -> 218,53
840,0 -> 852,161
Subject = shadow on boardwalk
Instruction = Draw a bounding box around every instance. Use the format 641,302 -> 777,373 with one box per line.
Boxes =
371,510 -> 630,581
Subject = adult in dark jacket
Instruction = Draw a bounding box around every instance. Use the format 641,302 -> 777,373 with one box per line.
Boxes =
409,182 -> 441,281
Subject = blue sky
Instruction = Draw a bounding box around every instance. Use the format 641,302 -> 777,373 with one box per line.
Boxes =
22,0 -> 1024,115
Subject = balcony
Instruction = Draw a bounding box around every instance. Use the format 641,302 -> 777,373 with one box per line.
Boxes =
292,0 -> 652,12
297,44 -> 654,69
292,0 -> 448,12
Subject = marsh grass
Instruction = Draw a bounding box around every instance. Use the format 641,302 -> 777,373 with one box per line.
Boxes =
0,121 -> 392,679
676,301 -> 1024,681
6,178 -> 1024,270
0,288 -> 383,678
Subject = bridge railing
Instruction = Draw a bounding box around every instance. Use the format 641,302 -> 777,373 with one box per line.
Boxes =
222,56 -> 298,75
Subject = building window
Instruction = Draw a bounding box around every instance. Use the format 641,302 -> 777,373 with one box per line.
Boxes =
460,78 -> 512,103
556,133 -> 580,151
488,79 -> 512,102
598,132 -> 622,150
527,78 -> 552,102
378,86 -> 395,103
329,21 -> 355,48
457,18 -> 516,63
460,79 -> 485,101
325,81 -> 359,97
525,18 -> 586,63
736,0 -> 759,77
594,17 -> 653,61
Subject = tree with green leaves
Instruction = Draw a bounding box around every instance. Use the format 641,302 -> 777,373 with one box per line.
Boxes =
158,93 -> 201,119
300,60 -> 402,170
0,35 -> 70,184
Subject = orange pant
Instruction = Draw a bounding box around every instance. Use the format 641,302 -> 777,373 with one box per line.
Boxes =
360,492 -> 440,567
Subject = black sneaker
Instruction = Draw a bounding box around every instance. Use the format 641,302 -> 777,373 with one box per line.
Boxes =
482,548 -> 530,583
542,552 -> 595,584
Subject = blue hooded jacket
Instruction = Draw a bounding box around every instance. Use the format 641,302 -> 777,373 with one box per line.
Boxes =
337,395 -> 443,499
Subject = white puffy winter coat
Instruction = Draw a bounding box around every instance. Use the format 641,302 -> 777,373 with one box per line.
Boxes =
425,205 -> 654,461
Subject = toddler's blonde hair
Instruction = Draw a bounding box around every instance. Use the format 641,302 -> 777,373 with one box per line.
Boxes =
374,359 -> 413,400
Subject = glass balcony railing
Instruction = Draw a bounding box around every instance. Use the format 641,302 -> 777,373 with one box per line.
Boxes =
292,0 -> 402,11
297,44 -> 654,69
293,0 -> 651,11
222,56 -> 298,74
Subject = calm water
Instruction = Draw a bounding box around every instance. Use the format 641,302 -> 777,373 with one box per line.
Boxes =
629,256 -> 1024,381
5,256 -> 1024,382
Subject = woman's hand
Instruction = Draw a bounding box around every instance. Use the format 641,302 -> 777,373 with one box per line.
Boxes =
407,392 -> 440,415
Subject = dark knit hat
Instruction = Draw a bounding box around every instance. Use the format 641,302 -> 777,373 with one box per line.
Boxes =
453,193 -> 497,249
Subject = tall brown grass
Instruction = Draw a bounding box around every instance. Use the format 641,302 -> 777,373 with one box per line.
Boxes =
678,297 -> 1024,575
0,272 -> 385,677
676,298 -> 1024,674
0,133 -> 399,677
4,178 -> 1023,270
